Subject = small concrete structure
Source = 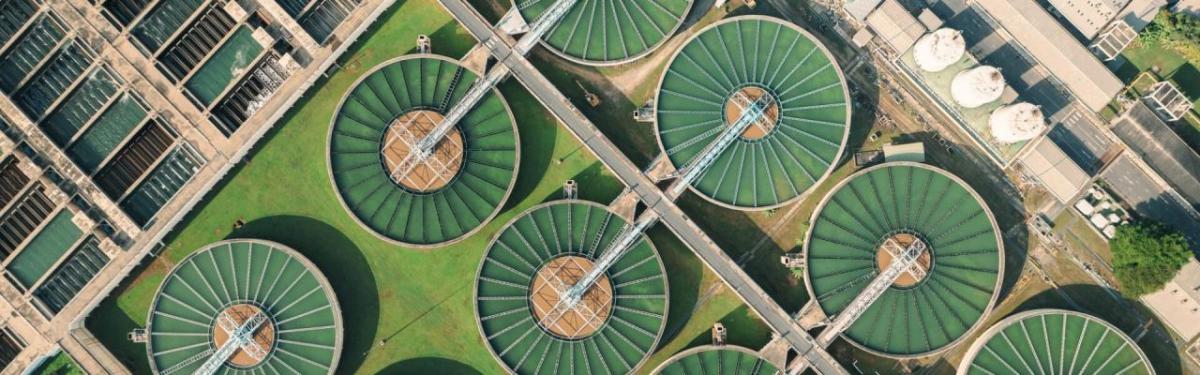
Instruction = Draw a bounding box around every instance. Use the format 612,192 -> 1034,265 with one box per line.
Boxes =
865,0 -> 926,53
1091,20 -> 1137,61
416,34 -> 431,53
781,253 -> 805,269
1019,136 -> 1089,203
917,9 -> 943,30
712,323 -> 727,346
1141,258 -> 1200,342
882,142 -> 925,163
1145,81 -> 1194,122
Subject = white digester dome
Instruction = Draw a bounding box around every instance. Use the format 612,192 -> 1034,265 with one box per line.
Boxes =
914,28 -> 965,72
951,66 -> 1005,108
989,102 -> 1046,143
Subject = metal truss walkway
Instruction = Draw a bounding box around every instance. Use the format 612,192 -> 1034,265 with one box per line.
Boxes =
435,1 -> 847,373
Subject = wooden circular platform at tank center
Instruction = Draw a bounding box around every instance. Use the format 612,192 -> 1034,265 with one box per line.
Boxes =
723,86 -> 780,140
211,304 -> 275,368
380,110 -> 464,192
529,256 -> 613,339
875,233 -> 933,288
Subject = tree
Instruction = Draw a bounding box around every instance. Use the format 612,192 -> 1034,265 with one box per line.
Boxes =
1110,220 -> 1192,297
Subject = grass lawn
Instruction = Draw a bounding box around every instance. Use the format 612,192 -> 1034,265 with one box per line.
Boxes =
31,351 -> 83,375
1113,42 -> 1200,151
86,0 -> 754,373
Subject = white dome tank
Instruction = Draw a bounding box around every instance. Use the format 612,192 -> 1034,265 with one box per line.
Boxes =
914,28 -> 965,72
989,102 -> 1046,143
951,66 -> 1005,108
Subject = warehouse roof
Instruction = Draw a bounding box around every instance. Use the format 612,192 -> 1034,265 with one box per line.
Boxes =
866,0 -> 927,53
975,0 -> 1124,112
1020,135 -> 1089,203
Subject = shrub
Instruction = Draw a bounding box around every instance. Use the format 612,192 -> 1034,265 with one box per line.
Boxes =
1110,220 -> 1192,297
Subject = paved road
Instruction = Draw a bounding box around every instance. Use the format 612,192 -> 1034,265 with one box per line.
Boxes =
436,1 -> 847,374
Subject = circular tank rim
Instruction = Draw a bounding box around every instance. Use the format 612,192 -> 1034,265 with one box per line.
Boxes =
800,161 -> 1005,359
651,14 -> 852,211
956,308 -> 1155,375
472,199 -> 670,374
325,53 -> 521,249
513,0 -> 696,67
144,238 -> 345,374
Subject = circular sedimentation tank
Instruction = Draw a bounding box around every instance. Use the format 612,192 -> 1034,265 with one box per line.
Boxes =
513,0 -> 693,65
145,239 -> 342,374
803,162 -> 1003,357
475,201 -> 668,374
328,55 -> 519,247
959,309 -> 1154,375
654,16 -> 851,210
652,345 -> 779,374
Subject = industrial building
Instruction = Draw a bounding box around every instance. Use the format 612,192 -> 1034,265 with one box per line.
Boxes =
959,309 -> 1153,375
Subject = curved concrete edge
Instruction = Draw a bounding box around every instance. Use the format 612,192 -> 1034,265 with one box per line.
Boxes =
956,308 -> 1155,375
324,53 -> 521,249
513,0 -> 697,67
649,345 -> 774,374
144,238 -> 344,374
800,161 -> 1006,359
651,14 -> 852,212
472,199 -> 670,374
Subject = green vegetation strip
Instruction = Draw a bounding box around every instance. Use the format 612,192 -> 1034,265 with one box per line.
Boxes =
961,309 -> 1152,375
656,16 -> 849,209
805,163 -> 1002,356
476,201 -> 667,375
329,56 -> 518,246
514,0 -> 692,64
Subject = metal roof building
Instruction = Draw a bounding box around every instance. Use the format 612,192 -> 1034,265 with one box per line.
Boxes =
1019,133 -> 1089,203
1112,102 -> 1200,209
1045,0 -> 1129,39
975,0 -> 1124,112
865,0 -> 927,53
1141,258 -> 1200,342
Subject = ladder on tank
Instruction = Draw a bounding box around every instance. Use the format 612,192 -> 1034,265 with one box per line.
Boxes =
549,92 -> 775,312
192,311 -> 270,375
816,238 -> 928,346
